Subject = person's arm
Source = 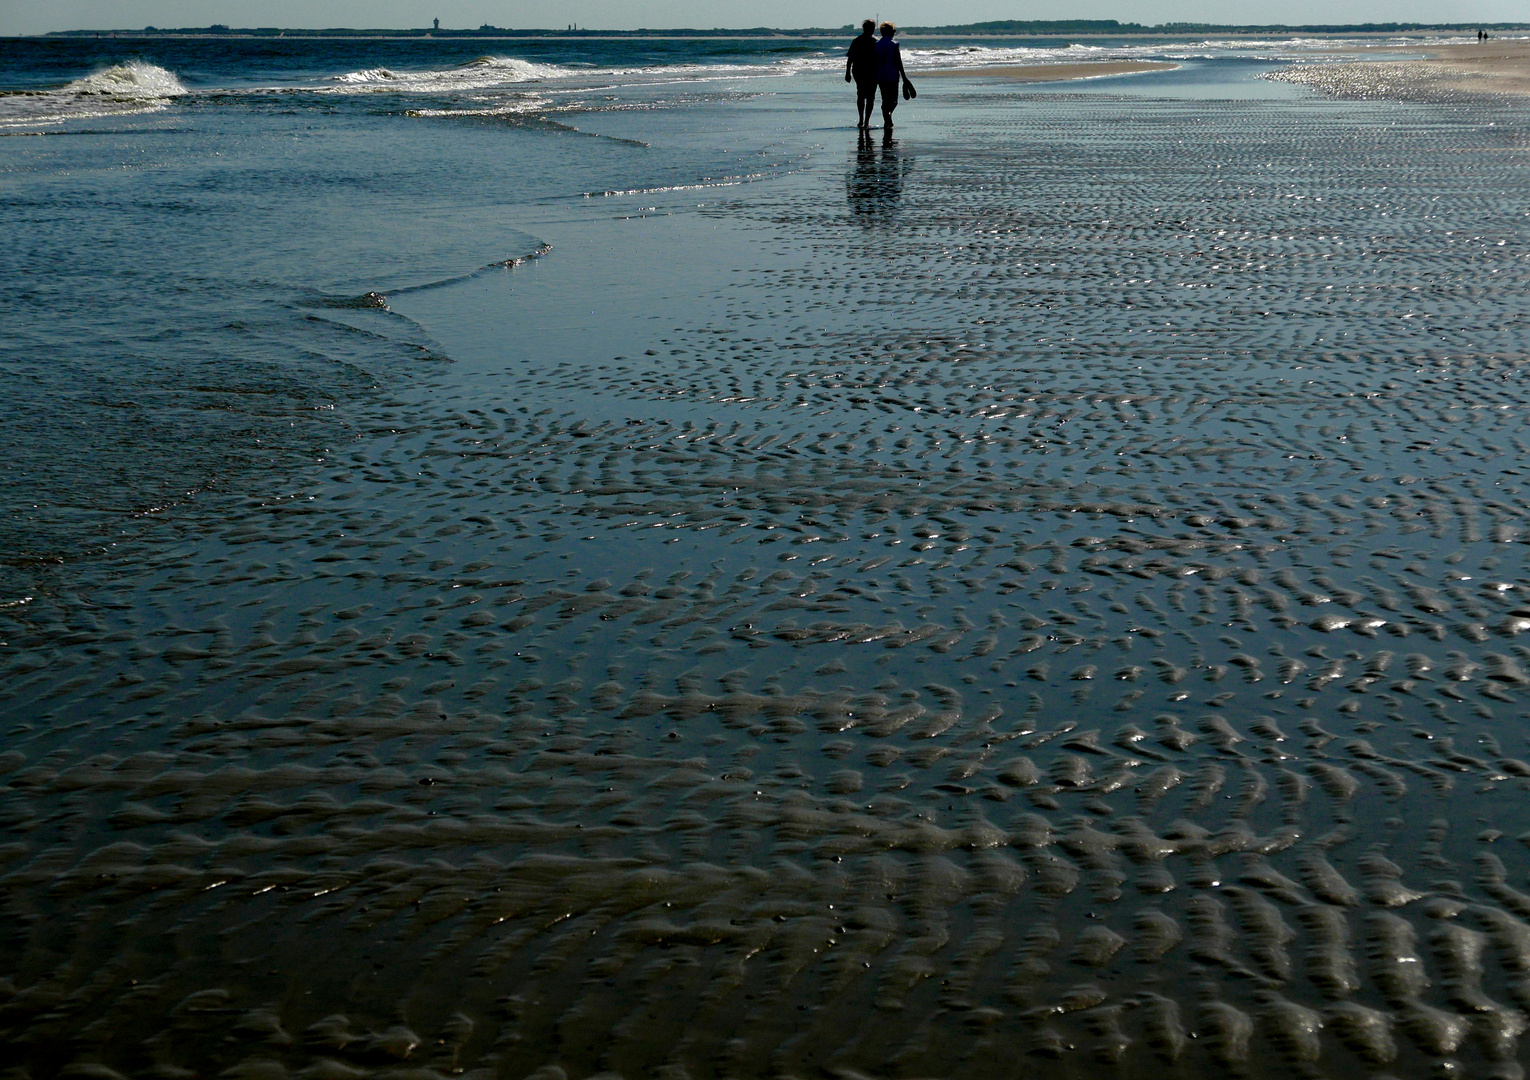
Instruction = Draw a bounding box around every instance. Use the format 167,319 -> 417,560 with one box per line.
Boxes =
897,43 -> 908,80
846,50 -> 853,82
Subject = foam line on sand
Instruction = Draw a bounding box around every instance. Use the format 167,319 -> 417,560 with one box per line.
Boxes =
920,60 -> 1178,82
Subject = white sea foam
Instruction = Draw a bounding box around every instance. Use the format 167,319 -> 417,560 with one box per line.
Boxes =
305,34 -> 1503,122
0,62 -> 187,127
329,55 -> 564,93
884,34 -> 1489,71
326,45 -> 1197,98
405,96 -> 553,118
65,61 -> 188,97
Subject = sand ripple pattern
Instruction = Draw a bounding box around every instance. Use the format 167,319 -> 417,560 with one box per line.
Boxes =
5,91 -> 1530,1079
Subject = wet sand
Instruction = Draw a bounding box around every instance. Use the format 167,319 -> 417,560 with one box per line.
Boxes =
1271,38 -> 1530,99
921,60 -> 1177,81
6,69 -> 1530,1080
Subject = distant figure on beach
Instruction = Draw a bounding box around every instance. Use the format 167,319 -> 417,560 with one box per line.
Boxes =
874,23 -> 914,131
845,19 -> 879,130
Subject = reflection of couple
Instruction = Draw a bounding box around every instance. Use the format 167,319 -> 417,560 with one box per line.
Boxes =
846,128 -> 912,220
844,20 -> 915,132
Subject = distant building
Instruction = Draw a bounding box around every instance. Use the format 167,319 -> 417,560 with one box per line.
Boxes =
433,17 -> 440,30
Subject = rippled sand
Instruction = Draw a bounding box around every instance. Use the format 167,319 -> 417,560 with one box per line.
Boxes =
6,83 -> 1530,1080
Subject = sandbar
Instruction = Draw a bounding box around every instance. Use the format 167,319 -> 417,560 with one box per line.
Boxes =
919,59 -> 1177,82
1397,39 -> 1530,93
1274,38 -> 1530,97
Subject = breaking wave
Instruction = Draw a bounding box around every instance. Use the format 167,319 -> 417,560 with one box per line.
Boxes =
330,55 -> 564,92
63,61 -> 188,97
0,62 -> 187,127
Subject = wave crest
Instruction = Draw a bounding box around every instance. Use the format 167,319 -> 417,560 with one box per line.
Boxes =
332,67 -> 398,84
0,61 -> 186,127
65,62 -> 187,98
329,55 -> 562,93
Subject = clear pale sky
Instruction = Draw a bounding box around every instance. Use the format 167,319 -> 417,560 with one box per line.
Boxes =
0,0 -> 1517,36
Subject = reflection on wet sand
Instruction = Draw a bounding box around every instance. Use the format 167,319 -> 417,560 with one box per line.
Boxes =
5,84 -> 1530,1080
847,130 -> 913,221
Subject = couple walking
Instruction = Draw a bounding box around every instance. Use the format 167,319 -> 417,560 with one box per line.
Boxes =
845,20 -> 915,131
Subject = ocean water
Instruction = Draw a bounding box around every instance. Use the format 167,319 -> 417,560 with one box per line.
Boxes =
4,32 -> 1530,1080
0,33 -> 1409,563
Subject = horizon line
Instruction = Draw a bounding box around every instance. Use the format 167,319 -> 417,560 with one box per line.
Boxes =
29,18 -> 1530,38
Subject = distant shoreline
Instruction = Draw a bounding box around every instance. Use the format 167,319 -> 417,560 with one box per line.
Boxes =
30,22 -> 1530,41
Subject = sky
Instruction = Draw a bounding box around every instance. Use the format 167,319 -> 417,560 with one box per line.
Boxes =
0,0 -> 1520,36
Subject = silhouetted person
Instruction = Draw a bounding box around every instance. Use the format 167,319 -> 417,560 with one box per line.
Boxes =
874,22 -> 913,132
845,19 -> 879,130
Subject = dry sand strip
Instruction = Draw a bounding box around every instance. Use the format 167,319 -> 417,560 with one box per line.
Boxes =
1402,39 -> 1530,94
919,59 -> 1177,82
1273,39 -> 1530,98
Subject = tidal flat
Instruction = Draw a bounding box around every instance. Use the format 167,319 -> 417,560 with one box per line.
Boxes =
4,46 -> 1530,1080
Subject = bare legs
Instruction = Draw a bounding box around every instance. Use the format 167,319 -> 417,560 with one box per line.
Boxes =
856,85 -> 875,130
879,82 -> 898,131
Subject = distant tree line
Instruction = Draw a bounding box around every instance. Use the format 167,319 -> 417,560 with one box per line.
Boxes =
45,19 -> 1530,38
903,19 -> 1530,33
